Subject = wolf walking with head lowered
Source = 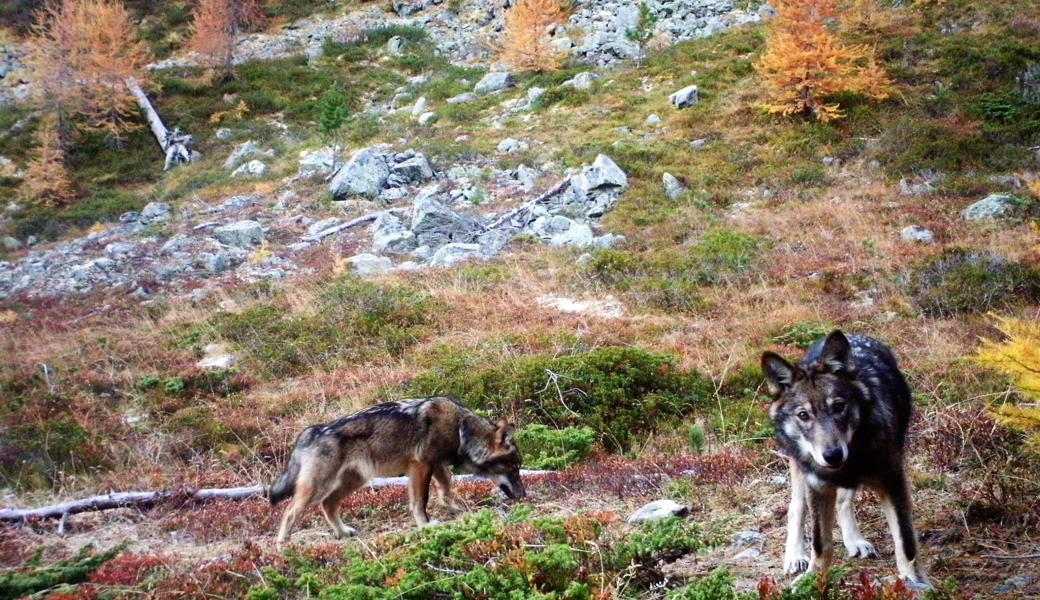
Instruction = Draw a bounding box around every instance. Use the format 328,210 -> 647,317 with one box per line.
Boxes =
268,396 -> 525,546
762,331 -> 928,584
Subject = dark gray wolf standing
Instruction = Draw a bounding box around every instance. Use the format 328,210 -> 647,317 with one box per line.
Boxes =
762,331 -> 928,584
268,396 -> 525,546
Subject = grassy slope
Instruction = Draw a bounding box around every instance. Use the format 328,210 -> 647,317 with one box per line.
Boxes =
1,0 -> 1039,597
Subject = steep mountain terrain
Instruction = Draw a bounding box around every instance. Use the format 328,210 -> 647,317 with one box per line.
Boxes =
1,0 -> 1039,598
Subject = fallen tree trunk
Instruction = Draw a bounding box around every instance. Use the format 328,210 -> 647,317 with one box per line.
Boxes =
126,77 -> 195,171
301,208 -> 410,243
484,177 -> 572,231
0,470 -> 548,523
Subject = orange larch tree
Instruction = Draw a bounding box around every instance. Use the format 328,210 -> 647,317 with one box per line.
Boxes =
755,0 -> 892,121
188,0 -> 266,80
76,0 -> 151,142
500,0 -> 570,73
24,0 -> 151,202
22,116 -> 77,205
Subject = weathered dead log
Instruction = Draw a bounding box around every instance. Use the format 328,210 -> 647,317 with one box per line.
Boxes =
484,177 -> 572,231
0,470 -> 548,523
126,77 -> 195,171
301,208 -> 406,242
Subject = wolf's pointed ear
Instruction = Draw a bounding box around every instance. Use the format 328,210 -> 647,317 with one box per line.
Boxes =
818,330 -> 856,375
762,352 -> 800,398
496,421 -> 516,448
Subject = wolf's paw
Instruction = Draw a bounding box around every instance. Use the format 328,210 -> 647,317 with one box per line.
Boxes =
784,554 -> 810,576
844,539 -> 878,559
420,519 -> 443,528
339,525 -> 359,538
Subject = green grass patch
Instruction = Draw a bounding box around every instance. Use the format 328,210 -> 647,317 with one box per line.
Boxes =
208,277 -> 438,378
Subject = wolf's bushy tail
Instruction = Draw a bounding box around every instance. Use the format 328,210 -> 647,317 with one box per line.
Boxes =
268,426 -> 319,505
268,455 -> 300,506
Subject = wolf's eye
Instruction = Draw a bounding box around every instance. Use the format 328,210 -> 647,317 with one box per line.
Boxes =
796,410 -> 811,421
832,401 -> 846,413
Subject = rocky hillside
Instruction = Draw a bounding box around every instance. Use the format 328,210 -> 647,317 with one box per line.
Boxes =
1,0 -> 1039,598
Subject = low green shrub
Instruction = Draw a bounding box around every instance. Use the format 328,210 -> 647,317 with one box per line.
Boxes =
907,249 -> 1040,317
515,424 -> 597,470
246,509 -> 721,600
406,347 -> 712,451
767,322 -> 833,349
0,545 -> 124,600
0,417 -> 107,490
668,568 -> 754,600
318,83 -> 353,134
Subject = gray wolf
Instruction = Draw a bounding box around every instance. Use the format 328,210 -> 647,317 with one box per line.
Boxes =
268,396 -> 525,546
762,330 -> 928,584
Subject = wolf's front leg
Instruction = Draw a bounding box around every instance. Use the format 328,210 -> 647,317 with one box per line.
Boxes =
807,484 -> 837,575
880,475 -> 929,585
837,487 -> 877,558
407,461 -> 434,527
433,464 -> 466,513
784,461 -> 810,575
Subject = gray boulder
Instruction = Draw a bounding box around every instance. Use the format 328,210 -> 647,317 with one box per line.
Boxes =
516,165 -> 540,191
198,250 -> 231,273
962,193 -> 1019,221
391,0 -> 429,17
446,92 -> 477,104
307,218 -> 342,238
512,87 -> 546,113
214,220 -> 265,248
347,253 -> 395,276
103,242 -> 137,259
387,35 -> 405,56
497,138 -> 528,154
901,225 -> 935,244
628,500 -> 689,523
221,195 -> 259,211
547,220 -> 595,247
141,202 -> 173,224
474,71 -> 515,95
390,154 -> 436,183
574,154 -> 628,192
418,111 -> 439,127
231,159 -> 268,178
411,192 -> 483,248
663,173 -> 686,199
411,96 -> 428,117
371,212 -> 418,254
224,141 -> 274,171
298,147 -> 340,177
197,343 -> 237,369
899,178 -> 936,197
429,243 -> 482,268
330,147 -> 390,199
561,72 -> 600,91
669,85 -> 699,109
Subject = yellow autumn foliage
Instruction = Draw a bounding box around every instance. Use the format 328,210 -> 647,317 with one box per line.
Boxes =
755,0 -> 893,121
975,316 -> 1040,446
499,0 -> 570,73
